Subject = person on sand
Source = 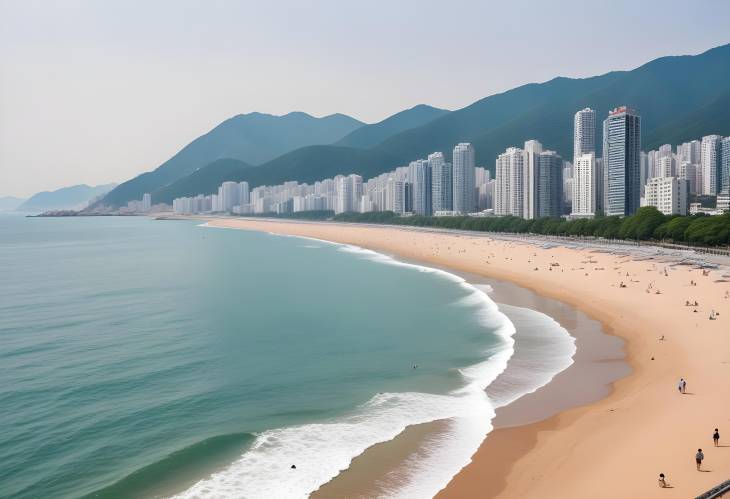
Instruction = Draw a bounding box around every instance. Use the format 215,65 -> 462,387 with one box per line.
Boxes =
658,473 -> 669,488
682,379 -> 687,393
714,429 -> 720,447
696,448 -> 704,470
678,379 -> 684,393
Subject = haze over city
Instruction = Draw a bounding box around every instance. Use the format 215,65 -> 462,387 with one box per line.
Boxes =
2,0 -> 730,198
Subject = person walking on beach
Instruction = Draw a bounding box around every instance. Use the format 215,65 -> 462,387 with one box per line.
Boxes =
713,429 -> 720,447
678,378 -> 684,393
696,449 -> 704,470
682,379 -> 687,394
658,473 -> 669,488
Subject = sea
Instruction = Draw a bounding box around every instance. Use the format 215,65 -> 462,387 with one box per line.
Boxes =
0,213 -> 575,498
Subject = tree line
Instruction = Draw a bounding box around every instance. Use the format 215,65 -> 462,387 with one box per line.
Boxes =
329,207 -> 730,247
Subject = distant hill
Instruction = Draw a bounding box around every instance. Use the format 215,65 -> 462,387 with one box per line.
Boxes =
18,183 -> 117,213
0,196 -> 25,211
98,112 -> 364,208
335,104 -> 449,149
153,147 -> 399,204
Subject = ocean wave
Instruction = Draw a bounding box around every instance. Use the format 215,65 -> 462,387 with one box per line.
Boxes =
485,304 -> 576,410
185,227 -> 575,499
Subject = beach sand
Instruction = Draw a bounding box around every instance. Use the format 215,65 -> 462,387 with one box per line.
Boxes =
203,217 -> 730,498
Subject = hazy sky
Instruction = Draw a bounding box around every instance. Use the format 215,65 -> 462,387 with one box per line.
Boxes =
1,0 -> 729,198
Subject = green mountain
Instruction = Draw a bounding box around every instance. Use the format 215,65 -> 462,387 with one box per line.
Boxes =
158,43 -> 730,200
18,183 -> 117,213
99,112 -> 364,207
335,104 -> 449,148
108,43 -> 730,207
0,196 -> 25,211
371,42 -> 730,166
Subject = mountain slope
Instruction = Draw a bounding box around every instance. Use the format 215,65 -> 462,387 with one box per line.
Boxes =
153,159 -> 253,203
644,89 -> 730,149
18,183 -> 117,213
153,146 -> 399,204
335,104 -> 449,149
100,112 -> 364,207
370,43 -> 730,166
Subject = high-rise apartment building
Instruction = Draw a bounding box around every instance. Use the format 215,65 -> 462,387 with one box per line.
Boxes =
410,160 -> 432,216
535,150 -> 564,218
220,181 -> 240,212
602,107 -> 641,216
142,193 -> 151,212
573,108 -> 596,162
494,147 -> 524,217
720,137 -> 730,194
572,153 -> 596,217
700,135 -> 723,195
452,143 -> 476,213
238,182 -> 250,206
645,177 -> 689,215
429,152 -> 452,212
523,139 -> 543,219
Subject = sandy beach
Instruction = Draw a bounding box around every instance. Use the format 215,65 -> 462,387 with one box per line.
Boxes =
203,217 -> 730,498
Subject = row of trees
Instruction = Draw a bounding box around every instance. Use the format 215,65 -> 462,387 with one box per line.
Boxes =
332,207 -> 730,247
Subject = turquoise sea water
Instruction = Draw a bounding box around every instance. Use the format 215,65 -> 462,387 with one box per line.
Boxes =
0,214 -> 519,498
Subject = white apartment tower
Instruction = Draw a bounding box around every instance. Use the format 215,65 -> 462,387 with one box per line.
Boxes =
142,193 -> 152,212
452,143 -> 476,213
494,147 -> 525,217
410,160 -> 432,216
573,108 -> 596,162
572,153 -> 596,217
238,182 -> 250,206
523,140 -> 543,219
429,152 -> 452,212
701,135 -> 723,195
336,174 -> 363,213
220,181 -> 240,212
645,177 -> 689,215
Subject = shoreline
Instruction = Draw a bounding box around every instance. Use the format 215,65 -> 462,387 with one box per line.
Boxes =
310,269 -> 627,498
196,216 -> 730,498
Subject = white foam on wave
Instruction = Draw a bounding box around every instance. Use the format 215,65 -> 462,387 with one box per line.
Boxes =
183,226 -> 574,499
485,304 -> 576,410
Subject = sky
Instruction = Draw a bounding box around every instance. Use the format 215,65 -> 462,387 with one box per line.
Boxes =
1,0 -> 729,198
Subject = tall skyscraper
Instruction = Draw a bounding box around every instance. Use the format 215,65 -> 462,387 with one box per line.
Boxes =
220,181 -> 240,212
429,152 -> 452,212
452,143 -> 476,214
701,135 -> 723,195
335,174 -> 362,213
721,137 -> 730,194
536,150 -> 564,218
573,108 -> 596,162
602,106 -> 641,216
679,162 -> 698,194
410,160 -> 432,216
142,193 -> 151,212
572,153 -> 596,217
521,140 -> 563,219
238,182 -> 250,206
523,139 -> 543,219
494,147 -> 524,217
